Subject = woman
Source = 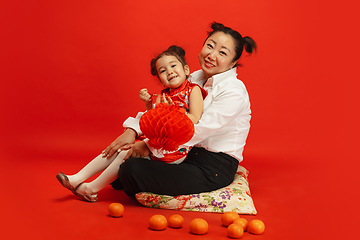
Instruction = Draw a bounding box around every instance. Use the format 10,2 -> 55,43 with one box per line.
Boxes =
104,22 -> 257,197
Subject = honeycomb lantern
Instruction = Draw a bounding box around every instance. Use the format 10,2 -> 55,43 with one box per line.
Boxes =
139,103 -> 195,151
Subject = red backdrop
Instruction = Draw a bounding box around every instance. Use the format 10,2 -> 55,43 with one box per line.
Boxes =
1,0 -> 359,239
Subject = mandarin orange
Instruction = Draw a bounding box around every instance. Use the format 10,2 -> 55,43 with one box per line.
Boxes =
227,223 -> 244,238
168,214 -> 184,228
221,212 -> 240,226
149,214 -> 167,231
233,217 -> 248,231
189,218 -> 208,235
248,219 -> 265,235
108,203 -> 124,217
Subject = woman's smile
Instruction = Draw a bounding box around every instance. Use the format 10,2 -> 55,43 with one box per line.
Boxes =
204,59 -> 215,68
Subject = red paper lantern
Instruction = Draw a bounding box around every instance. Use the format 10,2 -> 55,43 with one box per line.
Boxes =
139,103 -> 195,151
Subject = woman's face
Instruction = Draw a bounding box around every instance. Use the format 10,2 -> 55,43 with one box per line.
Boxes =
156,55 -> 190,89
198,31 -> 237,79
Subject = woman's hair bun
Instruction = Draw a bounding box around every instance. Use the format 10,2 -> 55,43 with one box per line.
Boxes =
211,22 -> 225,31
243,36 -> 257,54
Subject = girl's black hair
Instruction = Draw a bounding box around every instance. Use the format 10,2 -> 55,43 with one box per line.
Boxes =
206,22 -> 257,66
150,45 -> 188,77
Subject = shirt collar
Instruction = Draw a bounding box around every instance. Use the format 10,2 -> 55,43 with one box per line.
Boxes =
189,68 -> 238,88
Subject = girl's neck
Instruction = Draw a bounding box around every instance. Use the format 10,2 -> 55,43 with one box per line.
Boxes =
168,79 -> 188,92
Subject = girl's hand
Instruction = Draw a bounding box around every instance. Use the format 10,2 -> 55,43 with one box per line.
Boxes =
161,93 -> 174,105
139,88 -> 152,102
102,128 -> 137,159
123,141 -> 150,160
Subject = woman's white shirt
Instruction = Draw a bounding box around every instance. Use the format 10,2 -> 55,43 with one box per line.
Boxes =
123,68 -> 251,162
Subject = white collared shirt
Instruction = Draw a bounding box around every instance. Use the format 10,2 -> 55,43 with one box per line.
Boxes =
123,68 -> 251,162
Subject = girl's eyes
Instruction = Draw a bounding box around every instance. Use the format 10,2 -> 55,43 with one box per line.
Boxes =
158,63 -> 178,74
220,51 -> 227,56
207,44 -> 213,49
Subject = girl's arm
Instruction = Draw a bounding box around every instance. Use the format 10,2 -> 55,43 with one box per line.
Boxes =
187,86 -> 204,124
139,88 -> 153,111
156,93 -> 174,105
155,94 -> 162,105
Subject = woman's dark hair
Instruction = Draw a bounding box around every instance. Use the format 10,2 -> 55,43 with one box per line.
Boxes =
150,45 -> 188,77
206,22 -> 257,66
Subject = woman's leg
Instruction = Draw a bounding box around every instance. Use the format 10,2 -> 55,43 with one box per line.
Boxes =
75,151 -> 128,195
119,147 -> 238,196
66,152 -> 120,188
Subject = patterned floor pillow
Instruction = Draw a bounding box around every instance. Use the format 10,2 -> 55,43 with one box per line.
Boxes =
135,165 -> 257,214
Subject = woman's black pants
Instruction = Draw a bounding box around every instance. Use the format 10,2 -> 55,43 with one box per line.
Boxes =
117,147 -> 239,197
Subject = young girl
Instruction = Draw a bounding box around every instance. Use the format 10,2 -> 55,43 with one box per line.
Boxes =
56,45 -> 205,202
138,45 -> 206,163
140,45 -> 204,125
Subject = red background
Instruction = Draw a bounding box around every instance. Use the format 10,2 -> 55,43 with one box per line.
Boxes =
1,0 -> 359,239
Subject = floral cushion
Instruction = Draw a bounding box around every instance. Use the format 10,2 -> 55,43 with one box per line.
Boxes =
135,165 -> 257,215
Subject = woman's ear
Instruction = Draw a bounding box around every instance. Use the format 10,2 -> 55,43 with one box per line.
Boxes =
230,60 -> 238,69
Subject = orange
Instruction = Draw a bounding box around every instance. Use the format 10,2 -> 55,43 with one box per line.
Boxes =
168,214 -> 184,228
149,214 -> 167,231
221,212 -> 240,226
227,223 -> 244,239
108,203 -> 124,217
248,219 -> 265,235
189,218 -> 208,235
233,218 -> 248,231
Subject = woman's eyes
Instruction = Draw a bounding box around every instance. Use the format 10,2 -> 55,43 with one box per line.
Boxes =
207,44 -> 227,56
220,51 -> 227,56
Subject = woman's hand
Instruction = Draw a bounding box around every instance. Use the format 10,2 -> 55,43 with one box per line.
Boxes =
123,141 -> 150,160
102,128 -> 137,159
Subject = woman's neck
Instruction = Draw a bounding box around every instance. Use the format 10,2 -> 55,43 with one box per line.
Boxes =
205,67 -> 235,80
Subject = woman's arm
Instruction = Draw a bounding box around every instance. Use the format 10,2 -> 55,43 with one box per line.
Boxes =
123,141 -> 151,160
186,83 -> 249,146
187,86 -> 204,124
102,128 -> 137,159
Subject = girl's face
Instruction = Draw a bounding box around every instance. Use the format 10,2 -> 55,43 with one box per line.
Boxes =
156,55 -> 190,89
198,31 -> 237,79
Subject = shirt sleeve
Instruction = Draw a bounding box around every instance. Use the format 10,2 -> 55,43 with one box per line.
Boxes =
185,83 -> 248,146
122,111 -> 144,135
143,138 -> 161,157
